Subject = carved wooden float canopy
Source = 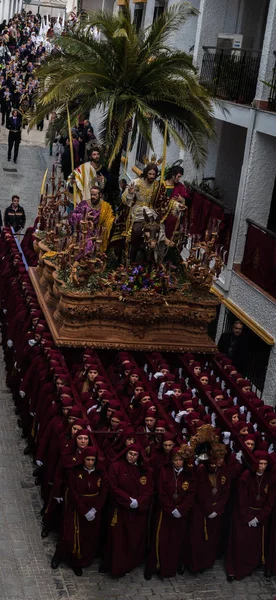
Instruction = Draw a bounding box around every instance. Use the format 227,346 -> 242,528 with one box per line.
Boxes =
29,255 -> 218,351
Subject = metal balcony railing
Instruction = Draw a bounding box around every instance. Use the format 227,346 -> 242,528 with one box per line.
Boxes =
268,51 -> 276,112
200,47 -> 261,105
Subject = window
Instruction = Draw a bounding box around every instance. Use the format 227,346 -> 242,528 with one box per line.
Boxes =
220,308 -> 271,397
135,132 -> 148,167
153,0 -> 165,22
133,5 -> 144,32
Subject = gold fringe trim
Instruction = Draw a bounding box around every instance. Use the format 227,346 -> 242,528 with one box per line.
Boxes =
111,508 -> 118,527
156,510 -> 163,570
73,510 -> 81,559
204,517 -> 208,541
262,525 -> 265,565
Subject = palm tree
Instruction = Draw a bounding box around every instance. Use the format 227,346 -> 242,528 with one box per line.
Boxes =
31,2 -> 215,196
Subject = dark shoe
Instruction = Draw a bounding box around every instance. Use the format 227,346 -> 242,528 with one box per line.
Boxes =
7,157 -> 11,161
177,564 -> 185,575
35,476 -> 40,486
264,570 -> 271,579
17,418 -> 23,428
41,526 -> 50,538
98,563 -> 107,575
73,567 -> 83,576
227,574 -> 235,582
33,467 -> 40,477
23,444 -> 31,455
13,159 -> 17,164
144,569 -> 152,580
51,554 -> 60,569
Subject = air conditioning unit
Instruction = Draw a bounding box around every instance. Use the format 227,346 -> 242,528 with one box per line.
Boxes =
217,34 -> 253,54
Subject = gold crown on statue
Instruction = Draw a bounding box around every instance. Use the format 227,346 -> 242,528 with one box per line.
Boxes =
142,153 -> 163,167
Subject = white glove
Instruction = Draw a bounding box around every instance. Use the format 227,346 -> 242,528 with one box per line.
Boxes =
208,512 -> 217,519
226,389 -> 231,397
85,507 -> 96,521
248,517 -> 258,527
233,397 -> 238,405
7,339 -> 13,348
172,508 -> 181,518
246,411 -> 251,424
253,423 -> 258,432
54,497 -> 63,504
211,413 -> 216,427
130,497 -> 138,509
235,450 -> 243,464
175,410 -> 186,423
221,380 -> 226,390
222,431 -> 231,445
19,390 -> 25,398
158,381 -> 166,400
144,363 -> 148,373
28,339 -> 36,347
216,376 -> 220,383
205,406 -> 209,414
154,372 -> 163,379
178,367 -> 183,379
239,406 -> 246,415
268,444 -> 274,454
36,460 -> 43,467
87,405 -> 97,415
191,388 -> 197,397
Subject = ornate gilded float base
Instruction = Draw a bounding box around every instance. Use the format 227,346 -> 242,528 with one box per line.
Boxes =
29,267 -> 218,352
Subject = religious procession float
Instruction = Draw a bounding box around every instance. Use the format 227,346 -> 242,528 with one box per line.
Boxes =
29,163 -> 224,352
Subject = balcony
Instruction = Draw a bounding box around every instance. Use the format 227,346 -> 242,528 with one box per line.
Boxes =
268,51 -> 276,112
240,219 -> 276,300
200,47 -> 261,106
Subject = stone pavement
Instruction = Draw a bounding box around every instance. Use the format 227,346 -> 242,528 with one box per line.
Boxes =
0,131 -> 276,599
0,122 -> 55,231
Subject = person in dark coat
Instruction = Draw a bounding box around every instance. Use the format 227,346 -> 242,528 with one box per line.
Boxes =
4,195 -> 26,232
7,109 -> 22,163
218,320 -> 248,373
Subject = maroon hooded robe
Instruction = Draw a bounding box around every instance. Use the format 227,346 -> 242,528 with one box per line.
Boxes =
146,462 -> 196,577
226,468 -> 276,579
105,446 -> 154,577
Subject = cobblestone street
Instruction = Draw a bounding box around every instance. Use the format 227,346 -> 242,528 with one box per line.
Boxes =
0,134 -> 276,599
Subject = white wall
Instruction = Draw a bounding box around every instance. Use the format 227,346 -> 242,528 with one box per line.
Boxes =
225,271 -> 276,405
234,131 -> 276,263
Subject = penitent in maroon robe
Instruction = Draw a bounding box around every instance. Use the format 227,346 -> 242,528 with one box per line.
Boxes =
226,469 -> 275,579
105,456 -> 154,577
55,464 -> 109,567
146,463 -> 196,577
189,462 -> 230,573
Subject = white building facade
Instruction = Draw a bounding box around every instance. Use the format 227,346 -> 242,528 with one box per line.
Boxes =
89,0 -> 276,404
0,0 -> 23,22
